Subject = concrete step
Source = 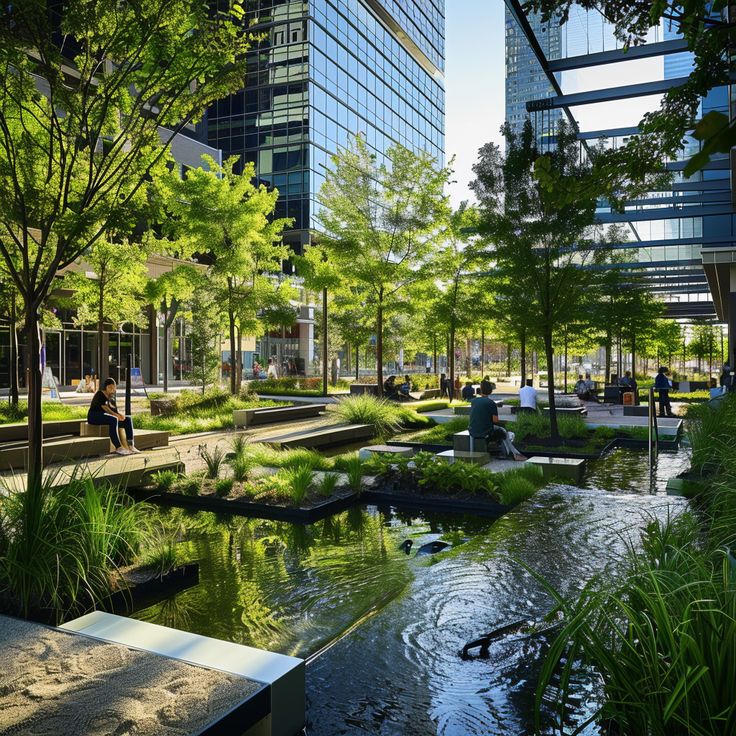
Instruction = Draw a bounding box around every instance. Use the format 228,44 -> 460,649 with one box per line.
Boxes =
0,435 -> 111,470
525,456 -> 585,482
233,404 -> 326,428
0,419 -> 84,443
81,423 -> 169,451
261,423 -> 374,449
437,449 -> 492,465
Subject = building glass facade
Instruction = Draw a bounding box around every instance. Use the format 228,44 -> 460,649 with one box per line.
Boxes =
208,0 -> 446,253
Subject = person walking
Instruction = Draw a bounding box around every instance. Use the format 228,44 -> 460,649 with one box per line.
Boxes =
468,380 -> 526,461
654,366 -> 674,417
87,378 -> 139,455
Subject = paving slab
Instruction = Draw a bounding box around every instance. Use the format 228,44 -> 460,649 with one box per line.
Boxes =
0,614 -> 265,736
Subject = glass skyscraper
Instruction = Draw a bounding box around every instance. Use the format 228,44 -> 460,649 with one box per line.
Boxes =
208,0 -> 446,254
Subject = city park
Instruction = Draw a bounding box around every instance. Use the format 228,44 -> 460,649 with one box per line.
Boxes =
0,1 -> 734,735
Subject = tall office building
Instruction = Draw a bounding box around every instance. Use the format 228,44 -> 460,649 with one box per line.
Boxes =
503,0 -> 734,349
208,0 -> 446,255
505,6 -> 562,144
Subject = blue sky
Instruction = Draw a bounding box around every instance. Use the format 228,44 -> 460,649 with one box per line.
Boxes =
444,0 -> 506,206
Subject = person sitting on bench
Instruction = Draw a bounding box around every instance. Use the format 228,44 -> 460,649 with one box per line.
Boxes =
383,375 -> 400,400
87,378 -> 139,455
469,380 -> 526,461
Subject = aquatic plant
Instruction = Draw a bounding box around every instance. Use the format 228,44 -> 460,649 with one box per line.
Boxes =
0,473 -> 151,622
342,456 -> 364,493
415,456 -> 498,497
316,472 -> 340,497
283,464 -> 314,505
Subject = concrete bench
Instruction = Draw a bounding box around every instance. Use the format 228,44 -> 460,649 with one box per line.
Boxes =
623,405 -> 650,417
0,435 -> 111,470
452,430 -> 503,455
0,419 -> 84,443
436,449 -> 491,465
350,383 -> 380,396
62,611 -> 303,736
525,456 -> 585,482
542,405 -> 587,416
80,423 -> 170,451
233,403 -> 326,428
358,444 -> 414,460
262,423 -> 374,449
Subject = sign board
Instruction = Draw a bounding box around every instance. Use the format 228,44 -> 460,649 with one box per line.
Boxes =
129,367 -> 145,388
41,366 -> 62,402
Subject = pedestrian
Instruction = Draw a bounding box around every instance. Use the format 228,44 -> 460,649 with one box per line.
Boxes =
87,378 -> 139,455
518,378 -> 537,413
468,380 -> 526,461
439,373 -> 450,399
461,381 -> 475,402
654,366 -> 674,417
267,357 -> 278,379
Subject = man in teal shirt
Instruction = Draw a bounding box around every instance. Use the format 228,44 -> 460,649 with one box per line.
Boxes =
469,381 -> 526,461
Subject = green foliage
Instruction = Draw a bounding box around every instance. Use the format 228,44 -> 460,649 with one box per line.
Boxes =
410,416 -> 469,445
342,456 -> 364,494
214,478 -> 234,498
176,476 -> 202,497
151,470 -> 177,493
0,402 -> 87,425
230,455 -> 252,483
686,395 -> 736,476
199,445 -> 225,479
410,399 -> 450,412
416,457 -> 498,497
0,474 -> 151,622
316,473 -> 340,498
282,465 -> 314,505
496,465 -> 545,505
593,425 -> 617,441
242,444 -> 333,472
331,395 -> 402,438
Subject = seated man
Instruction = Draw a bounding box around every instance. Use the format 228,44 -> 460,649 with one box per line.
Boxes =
461,381 -> 475,402
584,372 -> 600,403
87,378 -> 139,455
574,374 -> 587,399
518,379 -> 538,413
398,375 -> 413,400
383,375 -> 399,400
619,370 -> 637,403
469,380 -> 526,461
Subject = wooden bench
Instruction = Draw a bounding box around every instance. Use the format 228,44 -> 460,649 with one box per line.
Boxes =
80,423 -> 170,451
261,423 -> 374,449
0,419 -> 85,443
233,404 -> 326,428
0,435 -> 111,470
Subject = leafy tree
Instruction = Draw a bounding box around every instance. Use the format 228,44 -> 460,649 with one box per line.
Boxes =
64,238 -> 148,382
688,321 -> 721,376
189,283 -> 221,394
472,120 -> 607,440
0,0 -> 252,488
525,0 -> 732,179
144,263 -> 202,392
317,134 -> 451,394
162,155 -> 290,394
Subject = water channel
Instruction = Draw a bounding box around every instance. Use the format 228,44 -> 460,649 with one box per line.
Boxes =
135,448 -> 690,734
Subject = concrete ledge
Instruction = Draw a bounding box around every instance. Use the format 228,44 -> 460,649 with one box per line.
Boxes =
0,435 -> 110,470
261,423 -> 374,449
526,456 -> 585,482
0,418 -> 84,443
358,444 -> 414,460
61,611 -> 304,736
81,423 -> 170,451
233,404 -> 325,428
437,449 -> 492,465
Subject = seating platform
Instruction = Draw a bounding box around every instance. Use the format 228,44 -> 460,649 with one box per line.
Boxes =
542,405 -> 587,416
0,418 -> 85,443
359,444 -> 414,460
437,449 -> 492,465
61,611 -> 304,736
233,403 -> 326,428
0,435 -> 110,470
261,423 -> 374,449
80,423 -> 170,451
525,456 -> 585,482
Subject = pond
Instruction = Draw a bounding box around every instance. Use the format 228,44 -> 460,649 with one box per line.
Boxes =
134,448 -> 690,735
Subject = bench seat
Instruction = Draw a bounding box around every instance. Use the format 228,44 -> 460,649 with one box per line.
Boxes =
80,424 -> 170,451
436,449 -> 492,465
261,423 -> 374,449
233,404 -> 326,428
0,419 -> 84,443
0,435 -> 111,470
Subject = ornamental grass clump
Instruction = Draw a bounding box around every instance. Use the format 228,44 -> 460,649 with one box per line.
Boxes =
0,474 -> 153,622
331,395 -> 402,438
151,469 -> 178,493
283,464 -> 314,505
316,472 -> 340,497
199,445 -> 225,479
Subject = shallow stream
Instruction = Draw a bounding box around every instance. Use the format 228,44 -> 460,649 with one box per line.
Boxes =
135,448 -> 690,734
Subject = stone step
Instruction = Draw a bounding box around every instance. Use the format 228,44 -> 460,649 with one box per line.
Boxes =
80,423 -> 169,451
0,435 -> 111,470
436,449 -> 492,465
0,419 -> 84,443
233,404 -> 326,428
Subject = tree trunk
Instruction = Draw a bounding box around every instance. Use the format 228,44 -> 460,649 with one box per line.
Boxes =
605,329 -> 611,383
433,334 -> 437,377
449,320 -> 456,402
227,292 -> 237,395
322,288 -> 328,397
564,330 -> 569,393
506,343 -> 511,376
355,344 -> 359,381
163,310 -> 170,393
480,327 -> 485,376
544,335 -> 559,442
9,292 -> 19,406
26,303 -> 43,494
236,327 -> 243,393
97,279 -> 105,384
376,300 -> 384,396
520,328 -> 527,386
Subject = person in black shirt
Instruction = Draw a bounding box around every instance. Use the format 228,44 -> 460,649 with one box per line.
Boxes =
468,380 -> 526,461
87,378 -> 139,455
461,381 -> 475,402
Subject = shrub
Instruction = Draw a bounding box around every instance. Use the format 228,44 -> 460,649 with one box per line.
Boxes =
414,416 -> 469,445
230,455 -> 252,482
556,414 -> 589,440
231,434 -> 248,458
330,395 -> 402,438
214,478 -> 234,498
593,425 -> 617,441
415,455 -> 499,498
177,476 -> 202,496
199,445 -> 225,479
151,469 -> 178,493
497,473 -> 536,505
316,472 -> 340,497
395,405 -> 434,429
